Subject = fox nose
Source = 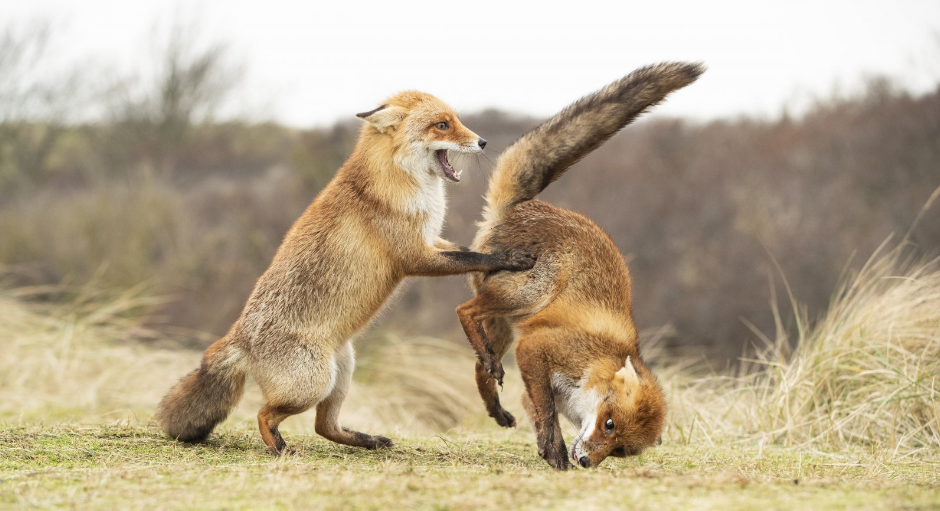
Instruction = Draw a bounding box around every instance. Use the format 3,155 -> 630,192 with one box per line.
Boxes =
578,456 -> 590,468
478,138 -> 487,149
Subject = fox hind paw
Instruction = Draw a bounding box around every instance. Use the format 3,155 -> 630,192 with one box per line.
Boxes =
491,408 -> 516,428
482,357 -> 505,386
364,435 -> 394,449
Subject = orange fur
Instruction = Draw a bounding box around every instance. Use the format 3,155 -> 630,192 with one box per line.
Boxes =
156,91 -> 533,454
456,63 -> 704,469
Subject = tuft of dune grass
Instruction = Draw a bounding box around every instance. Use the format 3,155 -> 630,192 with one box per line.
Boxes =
670,242 -> 940,458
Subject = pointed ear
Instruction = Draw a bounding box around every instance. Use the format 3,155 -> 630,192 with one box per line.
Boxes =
356,104 -> 406,133
616,356 -> 640,386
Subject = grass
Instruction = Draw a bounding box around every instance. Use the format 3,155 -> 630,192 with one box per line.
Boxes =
2,425 -> 937,510
1,241 -> 938,509
667,242 -> 940,456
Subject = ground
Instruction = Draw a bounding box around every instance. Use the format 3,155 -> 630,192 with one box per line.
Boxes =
2,425 -> 937,510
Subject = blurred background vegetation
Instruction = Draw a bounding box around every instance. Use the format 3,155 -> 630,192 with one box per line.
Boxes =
1,20 -> 938,363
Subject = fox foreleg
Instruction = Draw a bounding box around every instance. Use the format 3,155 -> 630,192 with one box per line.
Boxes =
405,246 -> 535,277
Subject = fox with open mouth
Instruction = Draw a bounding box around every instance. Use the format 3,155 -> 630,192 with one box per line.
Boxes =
156,90 -> 535,455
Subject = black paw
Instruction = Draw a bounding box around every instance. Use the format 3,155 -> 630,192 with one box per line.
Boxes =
365,435 -> 395,449
501,250 -> 536,271
491,407 -> 516,428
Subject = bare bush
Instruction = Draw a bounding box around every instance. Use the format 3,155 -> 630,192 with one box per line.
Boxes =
101,22 -> 244,174
0,20 -> 83,194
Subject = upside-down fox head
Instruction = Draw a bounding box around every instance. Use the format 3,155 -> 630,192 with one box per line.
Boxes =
356,91 -> 486,183
571,356 -> 666,468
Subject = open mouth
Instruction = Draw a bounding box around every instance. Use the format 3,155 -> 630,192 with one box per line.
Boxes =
435,149 -> 462,182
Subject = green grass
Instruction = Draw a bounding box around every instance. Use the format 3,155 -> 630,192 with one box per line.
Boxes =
2,425 -> 937,511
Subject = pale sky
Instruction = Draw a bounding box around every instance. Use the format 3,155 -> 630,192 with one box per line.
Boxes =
4,0 -> 940,127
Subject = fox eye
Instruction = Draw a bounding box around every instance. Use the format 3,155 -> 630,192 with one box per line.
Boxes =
605,418 -> 614,432
435,121 -> 449,130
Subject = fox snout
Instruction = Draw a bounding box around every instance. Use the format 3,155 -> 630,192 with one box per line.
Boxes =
463,137 -> 486,154
459,134 -> 486,153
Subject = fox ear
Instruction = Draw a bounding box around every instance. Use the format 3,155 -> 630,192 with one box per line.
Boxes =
616,356 -> 640,386
356,104 -> 406,133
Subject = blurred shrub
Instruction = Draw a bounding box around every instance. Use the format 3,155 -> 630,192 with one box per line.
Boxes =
291,120 -> 358,190
100,22 -> 244,175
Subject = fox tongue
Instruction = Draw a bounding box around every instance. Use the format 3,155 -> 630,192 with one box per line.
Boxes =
435,149 -> 460,182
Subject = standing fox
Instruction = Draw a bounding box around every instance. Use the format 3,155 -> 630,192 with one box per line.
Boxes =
457,62 -> 704,470
156,92 -> 535,454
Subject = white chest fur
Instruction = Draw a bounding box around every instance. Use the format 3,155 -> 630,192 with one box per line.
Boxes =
552,373 -> 600,430
404,175 -> 447,246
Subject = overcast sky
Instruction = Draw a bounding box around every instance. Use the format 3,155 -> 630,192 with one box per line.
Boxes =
5,0 -> 940,127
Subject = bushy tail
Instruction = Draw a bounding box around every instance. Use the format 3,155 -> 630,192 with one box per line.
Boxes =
482,62 -> 705,223
155,334 -> 247,442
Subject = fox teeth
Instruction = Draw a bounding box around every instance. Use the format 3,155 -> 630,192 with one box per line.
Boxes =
456,169 -> 462,179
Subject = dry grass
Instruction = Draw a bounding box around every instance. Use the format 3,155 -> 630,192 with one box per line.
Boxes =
1,240 -> 939,508
667,242 -> 940,460
2,240 -> 939,459
0,283 -> 175,422
0,279 -> 507,436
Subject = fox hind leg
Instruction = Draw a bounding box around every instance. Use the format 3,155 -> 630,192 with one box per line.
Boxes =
258,404 -> 302,455
457,260 -> 557,385
252,336 -> 336,455
315,342 -> 393,449
474,317 -> 517,428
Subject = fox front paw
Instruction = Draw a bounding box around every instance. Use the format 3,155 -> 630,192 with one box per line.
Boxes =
499,250 -> 536,271
538,446 -> 572,471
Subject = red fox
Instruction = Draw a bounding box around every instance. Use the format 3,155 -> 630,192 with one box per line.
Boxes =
456,62 -> 705,469
156,91 -> 535,454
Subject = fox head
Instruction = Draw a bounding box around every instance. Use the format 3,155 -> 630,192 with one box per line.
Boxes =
571,356 -> 666,468
356,91 -> 486,183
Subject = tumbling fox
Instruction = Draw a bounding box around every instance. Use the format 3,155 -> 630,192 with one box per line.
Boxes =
156,91 -> 535,454
456,62 -> 705,469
